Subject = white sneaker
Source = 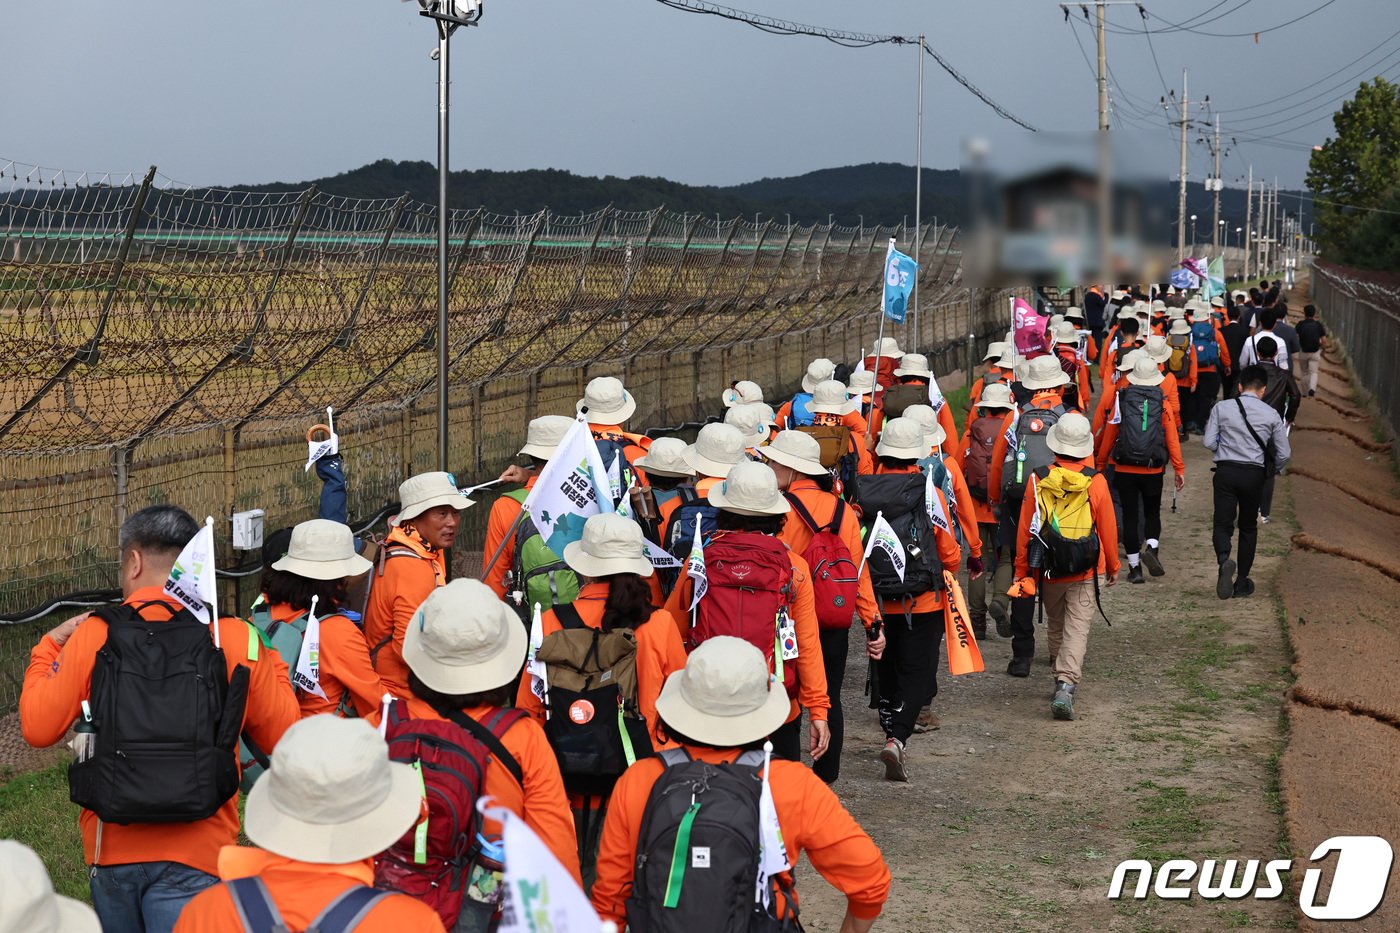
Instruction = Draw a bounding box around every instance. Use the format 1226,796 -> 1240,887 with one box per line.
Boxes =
1260,514 -> 1271,525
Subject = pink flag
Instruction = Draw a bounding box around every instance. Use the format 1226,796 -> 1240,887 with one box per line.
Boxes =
1012,298 -> 1050,358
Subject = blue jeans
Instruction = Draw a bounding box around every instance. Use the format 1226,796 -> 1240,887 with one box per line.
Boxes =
90,861 -> 218,933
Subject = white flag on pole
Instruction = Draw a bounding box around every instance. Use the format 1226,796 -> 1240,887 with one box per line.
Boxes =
606,453 -> 623,502
927,376 -> 946,413
686,523 -> 708,610
859,511 -> 905,582
527,602 -> 548,709
292,595 -> 328,700
520,416 -> 615,555
491,801 -> 602,933
924,468 -> 952,536
1109,394 -> 1122,425
1026,471 -> 1043,538
164,517 -> 218,626
305,407 -> 339,472
755,741 -> 791,907
853,350 -> 867,375
644,538 -> 682,570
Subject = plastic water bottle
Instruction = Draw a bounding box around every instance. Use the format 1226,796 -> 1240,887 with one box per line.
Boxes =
72,700 -> 96,763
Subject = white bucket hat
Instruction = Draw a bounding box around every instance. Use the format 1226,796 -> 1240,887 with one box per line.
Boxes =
0,841 -> 100,933
635,436 -> 695,478
685,423 -> 747,478
563,513 -> 654,578
577,375 -> 637,424
518,415 -> 574,460
1170,318 -> 1193,336
1116,306 -> 1138,321
977,382 -> 1015,410
759,430 -> 827,476
272,519 -> 373,581
1209,295 -> 1226,309
808,380 -> 856,415
892,352 -> 933,379
722,380 -> 764,408
707,461 -> 791,516
846,370 -> 883,397
396,471 -> 474,524
1021,355 -> 1071,390
1144,334 -> 1172,364
994,348 -> 1019,370
872,336 -> 905,360
1051,321 -> 1079,346
1232,290 -> 1247,301
801,358 -> 836,393
1117,348 -> 1147,372
1049,314 -> 1066,329
1063,306 -> 1086,322
875,416 -> 929,459
244,715 -> 422,865
402,578 -> 526,694
982,341 -> 1007,362
1127,356 -> 1166,387
654,636 -> 790,747
902,404 -> 945,451
1046,412 -> 1095,459
1151,299 -> 1167,312
724,404 -> 772,450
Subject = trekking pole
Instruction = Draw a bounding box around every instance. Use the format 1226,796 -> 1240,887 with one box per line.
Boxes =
1171,484 -> 1178,514
865,619 -> 882,710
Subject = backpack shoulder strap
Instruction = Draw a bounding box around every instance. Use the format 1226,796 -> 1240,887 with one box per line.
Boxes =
440,706 -> 525,788
307,885 -> 390,933
735,748 -> 766,769
784,493 -> 821,533
658,747 -> 692,768
227,877 -> 288,933
554,603 -> 587,631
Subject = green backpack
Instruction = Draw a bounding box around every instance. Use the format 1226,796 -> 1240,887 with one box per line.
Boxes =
505,489 -> 581,619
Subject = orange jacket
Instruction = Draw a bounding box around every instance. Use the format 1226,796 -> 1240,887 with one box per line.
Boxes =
1092,374 -> 1128,437
779,478 -> 880,630
481,476 -> 536,600
589,424 -> 652,485
401,696 -> 582,884
664,540 -> 830,724
364,526 -> 445,699
1095,392 -> 1185,476
952,413 -> 1003,524
1164,338 -> 1200,389
514,582 -> 686,749
173,848 -> 446,933
871,463 -> 965,616
932,454 -> 983,554
264,603 -> 387,724
1159,370 -> 1182,424
987,390 -> 1066,509
891,378 -> 961,449
590,746 -> 890,926
963,368 -> 1006,437
20,588 -> 299,875
1015,458 -> 1120,583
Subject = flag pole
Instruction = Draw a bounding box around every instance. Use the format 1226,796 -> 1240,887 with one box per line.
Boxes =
912,33 -> 924,354
875,238 -> 894,374
205,516 -> 220,650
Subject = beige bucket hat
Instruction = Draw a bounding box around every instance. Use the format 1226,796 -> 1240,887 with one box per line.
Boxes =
982,341 -> 1007,362
1112,289 -> 1129,300
1063,306 -> 1086,322
563,513 -> 653,578
1144,334 -> 1172,363
760,430 -> 827,476
875,416 -> 929,459
724,404 -> 772,450
1046,412 -> 1095,459
707,461 -> 791,516
654,636 -> 790,747
722,380 -> 765,408
1127,356 -> 1166,387
1170,318 -> 1193,336
685,423 -> 747,478
635,436 -> 695,478
1022,355 -> 1071,390
1049,314 -> 1066,330
272,519 -> 373,580
402,578 -> 526,694
977,382 -> 1015,410
396,471 -> 474,524
872,336 -> 905,359
809,380 -> 856,416
518,415 -> 574,460
1151,298 -> 1167,312
801,358 -> 836,392
0,841 -> 100,933
1117,347 -> 1146,372
846,370 -> 883,397
902,404 -> 946,451
994,347 -> 1019,370
1116,306 -> 1138,321
577,375 -> 637,424
892,353 -> 932,378
1210,295 -> 1226,309
244,715 -> 422,865
1051,321 -> 1079,346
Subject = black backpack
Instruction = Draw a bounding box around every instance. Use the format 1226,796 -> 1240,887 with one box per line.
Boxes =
1112,385 -> 1168,468
69,602 -> 249,824
854,474 -> 944,599
1001,402 -> 1067,501
625,749 -> 798,933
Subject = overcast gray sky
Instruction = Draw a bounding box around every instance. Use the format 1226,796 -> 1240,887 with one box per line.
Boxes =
5,0 -> 1392,191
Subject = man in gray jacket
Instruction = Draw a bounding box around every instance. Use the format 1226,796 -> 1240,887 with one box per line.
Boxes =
1202,365 -> 1292,600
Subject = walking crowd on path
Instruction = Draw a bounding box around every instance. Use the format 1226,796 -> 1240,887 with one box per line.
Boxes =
10,279 -> 1305,933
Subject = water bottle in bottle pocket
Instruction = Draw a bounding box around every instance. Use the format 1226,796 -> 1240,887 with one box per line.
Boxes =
71,700 -> 96,763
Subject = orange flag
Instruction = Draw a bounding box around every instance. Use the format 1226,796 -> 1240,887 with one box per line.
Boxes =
943,570 -> 984,675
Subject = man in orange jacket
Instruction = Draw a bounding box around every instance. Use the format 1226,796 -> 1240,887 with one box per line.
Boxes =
481,415 -> 573,601
20,505 -> 299,933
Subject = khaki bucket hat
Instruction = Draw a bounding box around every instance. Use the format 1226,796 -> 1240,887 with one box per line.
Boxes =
244,715 -> 422,865
1046,412 -> 1095,459
635,436 -> 695,478
1170,318 -> 1192,336
1210,295 -> 1226,308
977,382 -> 1015,410
846,370 -> 883,398
1022,355 -> 1071,390
722,379 -> 765,408
724,404 -> 772,450
1127,356 -> 1166,386
685,423 -> 747,478
809,380 -> 856,416
402,579 -> 526,694
1117,347 -> 1146,372
875,416 -> 929,459
272,519 -> 373,581
1144,334 -> 1172,363
1051,321 -> 1079,346
563,513 -> 653,578
892,353 -> 932,378
577,375 -> 637,424
0,841 -> 100,933
760,430 -> 827,476
1116,306 -> 1138,321
994,347 -> 1019,370
902,403 -> 945,450
982,341 -> 1007,362
396,471 -> 474,524
707,461 -> 791,516
801,358 -> 836,393
518,415 -> 575,460
654,636 -> 791,747
872,336 -> 905,360
1063,306 -> 1086,322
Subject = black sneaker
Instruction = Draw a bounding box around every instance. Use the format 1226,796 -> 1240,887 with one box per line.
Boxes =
1233,577 -> 1255,598
989,600 -> 1012,638
1128,565 -> 1145,584
1051,681 -> 1077,720
971,617 -> 987,640
1142,545 -> 1165,577
1217,558 -> 1237,600
1007,656 -> 1032,678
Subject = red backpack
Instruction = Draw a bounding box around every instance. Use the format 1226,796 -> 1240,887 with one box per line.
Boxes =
375,701 -> 525,929
963,413 -> 1003,503
784,494 -> 859,630
689,531 -> 797,697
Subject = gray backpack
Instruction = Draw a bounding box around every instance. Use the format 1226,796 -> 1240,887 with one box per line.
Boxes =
1112,385 -> 1168,468
1001,403 -> 1067,500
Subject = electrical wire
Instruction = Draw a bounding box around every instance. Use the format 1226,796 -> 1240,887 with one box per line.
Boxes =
1143,0 -> 1341,38
1213,28 -> 1400,114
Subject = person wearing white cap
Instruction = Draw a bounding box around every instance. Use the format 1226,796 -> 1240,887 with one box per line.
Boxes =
763,430 -> 883,784
859,336 -> 905,391
633,434 -> 697,532
965,341 -> 1008,427
364,470 -> 474,700
1184,298 -> 1232,434
481,415 -> 576,605
956,382 -> 1017,639
845,369 -> 884,428
1142,334 -> 1186,428
885,353 -> 961,451
1012,413 -> 1120,721
798,379 -> 875,480
902,403 -> 983,570
721,378 -> 765,408
590,637 -> 891,931
660,422 -> 747,554
172,716 -> 447,933
1096,357 -> 1186,584
1050,321 -> 1091,411
1092,347 -> 1147,437
0,840 -> 100,933
1063,305 -> 1099,369
1100,315 -> 1143,385
577,375 -> 653,493
663,461 -> 832,766
724,402 -> 776,452
774,358 -> 836,427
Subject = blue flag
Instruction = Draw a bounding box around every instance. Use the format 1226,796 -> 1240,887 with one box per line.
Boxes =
882,243 -> 918,323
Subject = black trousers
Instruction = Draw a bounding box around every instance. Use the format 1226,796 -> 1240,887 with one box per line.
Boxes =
770,717 -> 801,762
877,610 -> 941,744
1261,470 -> 1277,518
998,497 -> 1039,659
1115,470 -> 1164,554
1191,370 -> 1222,429
1222,368 -> 1239,400
813,626 -> 849,784
1213,462 -> 1266,578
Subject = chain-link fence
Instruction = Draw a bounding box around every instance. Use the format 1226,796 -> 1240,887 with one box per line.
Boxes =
1310,260 -> 1400,442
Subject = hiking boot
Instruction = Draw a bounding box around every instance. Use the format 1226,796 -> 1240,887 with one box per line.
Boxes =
1217,558 -> 1237,600
1233,577 -> 1255,598
1127,565 -> 1145,584
880,738 -> 908,782
1007,656 -> 1032,678
989,600 -> 1011,638
971,617 -> 987,640
1051,681 -> 1077,721
1142,545 -> 1165,577
913,707 -> 940,733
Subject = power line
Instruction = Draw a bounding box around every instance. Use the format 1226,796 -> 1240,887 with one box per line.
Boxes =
1214,28 -> 1400,114
1143,0 -> 1341,38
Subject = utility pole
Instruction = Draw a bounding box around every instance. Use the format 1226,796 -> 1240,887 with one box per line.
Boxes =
1244,164 -> 1252,281
1210,120 -> 1222,253
1273,178 -> 1280,276
1163,69 -> 1191,261
912,33 -> 924,352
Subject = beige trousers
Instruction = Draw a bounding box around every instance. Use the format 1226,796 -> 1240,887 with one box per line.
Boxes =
1042,578 -> 1096,685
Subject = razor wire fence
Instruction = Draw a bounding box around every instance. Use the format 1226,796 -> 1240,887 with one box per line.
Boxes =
0,157 -> 1012,713
1310,260 -> 1400,444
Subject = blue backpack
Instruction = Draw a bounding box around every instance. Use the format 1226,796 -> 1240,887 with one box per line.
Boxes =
665,487 -> 719,558
788,392 -> 815,427
1191,321 -> 1220,368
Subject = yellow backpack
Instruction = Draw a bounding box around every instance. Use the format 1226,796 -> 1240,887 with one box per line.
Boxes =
1032,465 -> 1099,577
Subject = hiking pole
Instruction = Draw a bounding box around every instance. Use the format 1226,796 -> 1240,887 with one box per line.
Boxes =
1171,483 -> 1178,514
865,619 -> 882,710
